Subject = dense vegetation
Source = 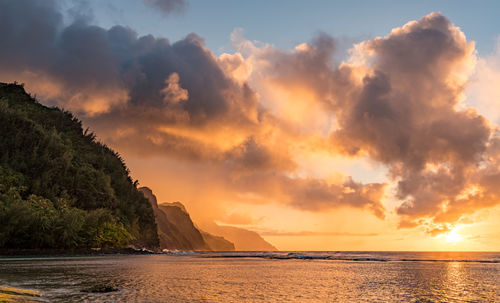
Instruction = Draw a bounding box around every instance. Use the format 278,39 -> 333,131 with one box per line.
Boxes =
0,83 -> 158,249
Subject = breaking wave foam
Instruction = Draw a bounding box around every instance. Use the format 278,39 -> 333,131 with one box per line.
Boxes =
164,251 -> 500,263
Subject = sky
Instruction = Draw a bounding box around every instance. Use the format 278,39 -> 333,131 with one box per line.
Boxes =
80,0 -> 500,56
2,0 -> 500,251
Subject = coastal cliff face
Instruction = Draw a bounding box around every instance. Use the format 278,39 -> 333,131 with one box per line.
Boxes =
0,83 -> 159,249
138,187 -> 276,251
157,203 -> 210,250
200,231 -> 235,251
138,187 -> 235,251
200,223 -> 277,251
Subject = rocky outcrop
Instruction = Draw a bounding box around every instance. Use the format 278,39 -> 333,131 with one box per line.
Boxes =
138,187 -> 158,209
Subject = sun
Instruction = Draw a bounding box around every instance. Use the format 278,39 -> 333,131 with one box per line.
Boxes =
445,227 -> 463,243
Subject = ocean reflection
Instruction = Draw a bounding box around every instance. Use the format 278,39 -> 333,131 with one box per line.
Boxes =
444,262 -> 467,301
0,253 -> 498,302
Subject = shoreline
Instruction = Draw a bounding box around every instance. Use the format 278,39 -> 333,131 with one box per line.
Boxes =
0,247 -> 159,257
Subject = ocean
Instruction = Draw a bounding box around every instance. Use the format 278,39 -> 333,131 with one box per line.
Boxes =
0,251 -> 498,302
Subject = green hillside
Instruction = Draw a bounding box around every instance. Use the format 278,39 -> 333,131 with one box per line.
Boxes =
0,83 -> 158,249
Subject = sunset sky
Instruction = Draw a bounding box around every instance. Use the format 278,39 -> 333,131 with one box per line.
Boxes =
3,0 -> 500,251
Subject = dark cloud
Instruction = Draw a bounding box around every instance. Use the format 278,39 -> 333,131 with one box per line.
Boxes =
258,32 -> 341,111
224,137 -> 296,172
287,176 -> 386,218
0,0 -> 127,113
0,0 -> 260,138
142,0 -> 186,16
0,0 -> 61,70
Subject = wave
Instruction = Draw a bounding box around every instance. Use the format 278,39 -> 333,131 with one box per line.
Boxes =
179,251 -> 500,263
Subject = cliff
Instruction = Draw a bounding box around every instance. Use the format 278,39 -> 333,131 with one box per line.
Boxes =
138,187 -> 235,251
201,231 -> 235,251
157,202 -> 210,250
200,223 -> 278,251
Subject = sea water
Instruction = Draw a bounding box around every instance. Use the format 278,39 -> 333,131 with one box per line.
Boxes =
0,251 -> 498,302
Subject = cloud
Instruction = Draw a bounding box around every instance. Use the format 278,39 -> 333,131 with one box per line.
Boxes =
3,2 -> 498,232
335,13 -> 497,228
283,176 -> 386,218
233,12 -> 500,231
161,72 -> 189,103
142,0 -> 187,16
226,172 -> 386,218
217,212 -> 263,226
0,0 -> 127,115
260,230 -> 379,237
466,37 -> 500,124
0,0 -> 384,219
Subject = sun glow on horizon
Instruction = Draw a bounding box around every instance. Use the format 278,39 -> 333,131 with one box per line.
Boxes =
444,227 -> 464,244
